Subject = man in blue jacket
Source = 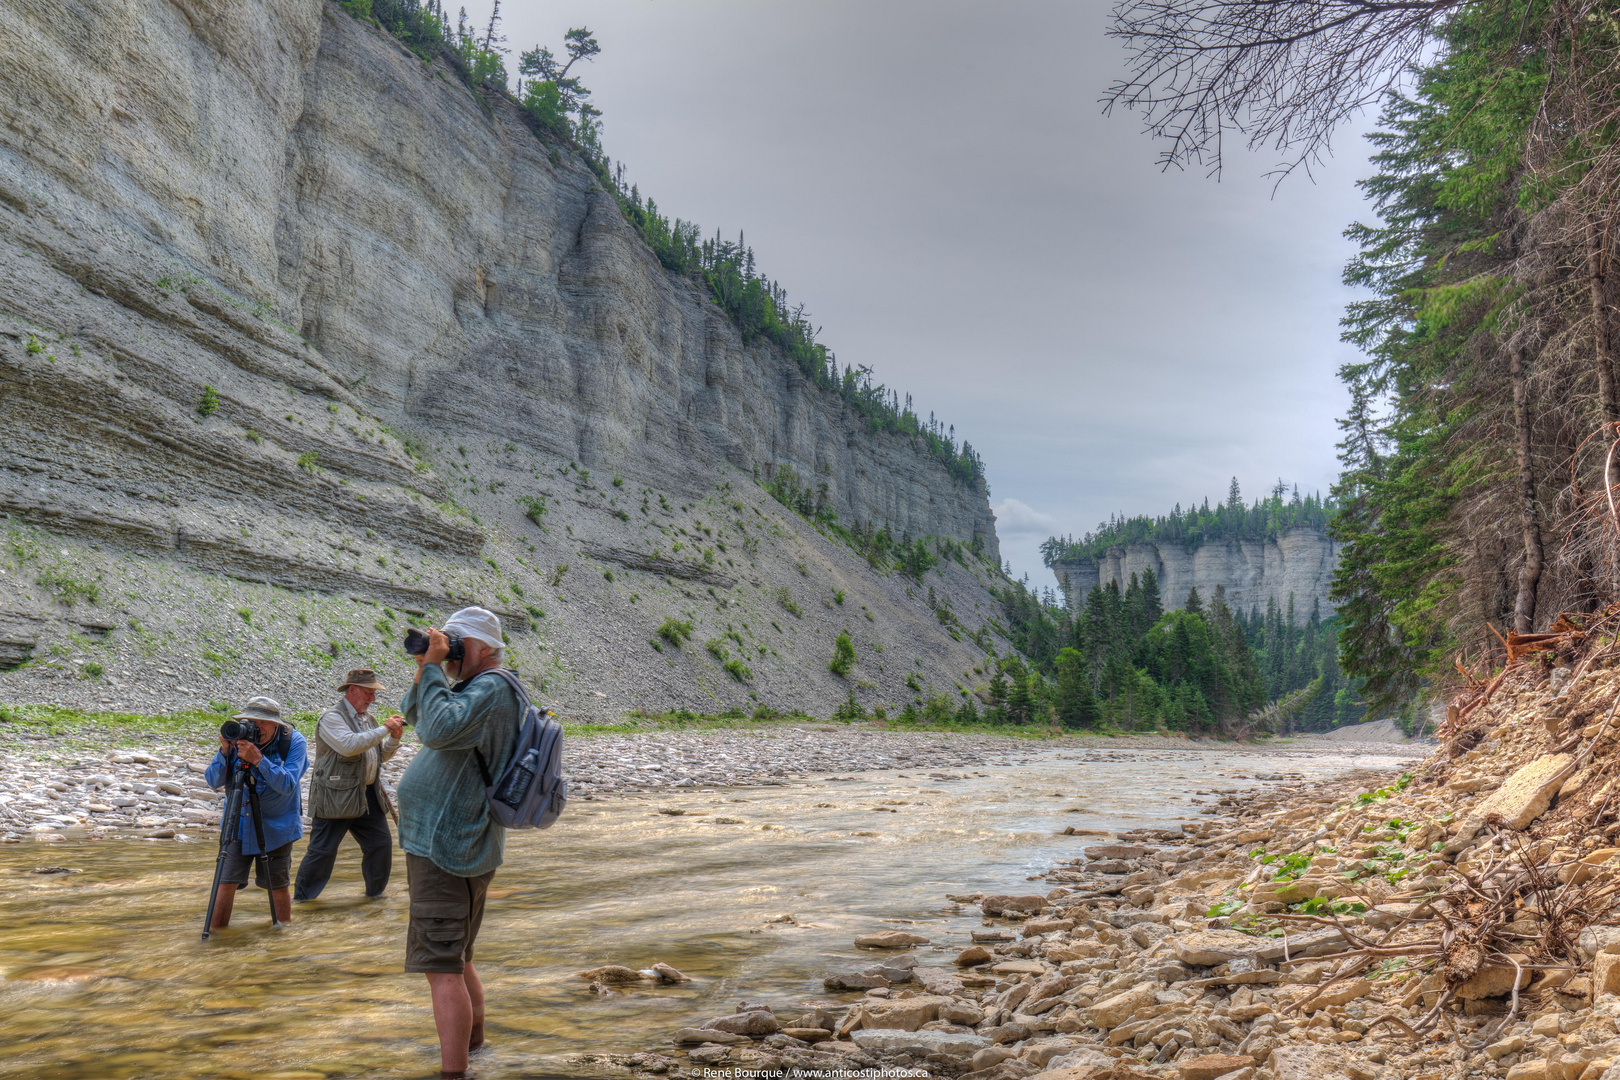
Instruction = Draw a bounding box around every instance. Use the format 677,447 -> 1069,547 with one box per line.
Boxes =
205,696 -> 309,928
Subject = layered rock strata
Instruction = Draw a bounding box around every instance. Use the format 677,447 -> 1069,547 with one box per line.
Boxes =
0,0 -> 1000,715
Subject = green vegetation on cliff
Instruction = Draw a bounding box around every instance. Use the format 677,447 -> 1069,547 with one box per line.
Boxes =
351,0 -> 984,490
1040,480 -> 1333,566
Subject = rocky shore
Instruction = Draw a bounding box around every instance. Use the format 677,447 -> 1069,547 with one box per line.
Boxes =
593,660 -> 1620,1080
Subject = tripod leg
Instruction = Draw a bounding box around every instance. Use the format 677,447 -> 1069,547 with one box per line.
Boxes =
203,755 -> 245,940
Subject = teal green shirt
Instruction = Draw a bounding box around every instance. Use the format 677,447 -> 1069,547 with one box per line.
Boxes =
398,664 -> 520,877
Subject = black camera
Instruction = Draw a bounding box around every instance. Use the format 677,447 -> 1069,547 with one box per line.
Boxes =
404,628 -> 465,663
219,718 -> 262,743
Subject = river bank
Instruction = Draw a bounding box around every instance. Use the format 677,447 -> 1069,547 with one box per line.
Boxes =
0,734 -> 1419,1079
619,658 -> 1620,1080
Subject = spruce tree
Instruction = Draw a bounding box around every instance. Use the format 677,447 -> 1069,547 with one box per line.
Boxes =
1184,587 -> 1204,616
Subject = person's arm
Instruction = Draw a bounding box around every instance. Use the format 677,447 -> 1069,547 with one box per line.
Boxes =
377,723 -> 402,763
410,665 -> 497,751
204,746 -> 230,790
317,709 -> 391,758
249,734 -> 307,797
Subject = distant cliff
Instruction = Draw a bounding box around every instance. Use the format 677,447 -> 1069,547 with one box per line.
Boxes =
1051,527 -> 1338,619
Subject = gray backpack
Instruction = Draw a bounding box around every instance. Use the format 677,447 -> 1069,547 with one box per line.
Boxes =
471,669 -> 568,829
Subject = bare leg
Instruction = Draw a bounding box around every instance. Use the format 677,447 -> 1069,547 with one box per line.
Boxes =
210,883 -> 238,928
269,886 -> 292,925
426,972 -> 473,1075
465,961 -> 485,1051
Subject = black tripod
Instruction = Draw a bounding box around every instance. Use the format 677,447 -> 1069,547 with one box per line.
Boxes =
202,746 -> 278,939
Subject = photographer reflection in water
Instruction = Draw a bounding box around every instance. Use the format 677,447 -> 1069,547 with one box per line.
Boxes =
205,696 -> 309,929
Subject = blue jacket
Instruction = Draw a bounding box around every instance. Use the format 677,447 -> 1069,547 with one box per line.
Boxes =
205,727 -> 309,854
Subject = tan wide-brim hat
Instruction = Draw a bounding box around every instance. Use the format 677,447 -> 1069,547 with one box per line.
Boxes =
338,668 -> 386,691
233,696 -> 287,726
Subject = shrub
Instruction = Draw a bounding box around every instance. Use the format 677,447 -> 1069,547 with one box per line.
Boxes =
705,638 -> 728,661
829,631 -> 856,676
776,587 -> 802,618
80,661 -> 103,680
37,568 -> 99,606
197,385 -> 220,417
832,691 -> 866,722
296,451 -> 320,474
723,658 -> 753,682
517,494 -> 547,525
833,589 -> 845,605
657,618 -> 693,647
245,429 -> 263,444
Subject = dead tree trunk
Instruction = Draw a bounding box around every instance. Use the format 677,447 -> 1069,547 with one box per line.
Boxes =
1510,345 -> 1543,633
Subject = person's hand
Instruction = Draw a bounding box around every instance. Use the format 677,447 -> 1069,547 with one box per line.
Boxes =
384,715 -> 405,739
419,627 -> 450,667
235,739 -> 263,766
219,736 -> 232,755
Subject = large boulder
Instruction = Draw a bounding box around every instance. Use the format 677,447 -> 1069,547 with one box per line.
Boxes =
703,1009 -> 779,1036
1180,1055 -> 1257,1080
1086,844 -> 1149,860
983,894 -> 1048,916
1448,754 -> 1576,851
857,994 -> 954,1032
1456,956 -> 1531,1000
850,1028 -> 987,1057
1172,930 -> 1263,967
1084,982 -> 1158,1029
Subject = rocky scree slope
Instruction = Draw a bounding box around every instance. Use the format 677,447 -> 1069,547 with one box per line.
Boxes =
0,0 -> 1003,718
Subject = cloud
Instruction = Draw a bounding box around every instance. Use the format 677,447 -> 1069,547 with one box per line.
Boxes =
992,498 -> 1057,535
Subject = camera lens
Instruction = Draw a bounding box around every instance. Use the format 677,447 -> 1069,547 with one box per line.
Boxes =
404,628 -> 429,655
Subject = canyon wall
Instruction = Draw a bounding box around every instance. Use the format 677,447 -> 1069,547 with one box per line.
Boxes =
0,0 -> 1004,719
1050,527 -> 1338,620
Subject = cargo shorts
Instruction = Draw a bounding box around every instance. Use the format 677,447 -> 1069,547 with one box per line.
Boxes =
219,840 -> 293,890
404,853 -> 496,974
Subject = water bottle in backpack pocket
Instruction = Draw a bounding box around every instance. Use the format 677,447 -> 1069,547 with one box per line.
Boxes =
472,669 -> 568,829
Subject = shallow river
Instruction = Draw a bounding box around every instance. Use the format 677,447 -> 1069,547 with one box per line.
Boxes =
0,746 -> 1417,1079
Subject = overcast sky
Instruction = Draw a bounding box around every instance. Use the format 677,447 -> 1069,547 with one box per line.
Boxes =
486,0 -> 1378,585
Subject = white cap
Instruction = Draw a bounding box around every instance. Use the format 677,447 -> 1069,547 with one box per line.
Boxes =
443,606 -> 504,650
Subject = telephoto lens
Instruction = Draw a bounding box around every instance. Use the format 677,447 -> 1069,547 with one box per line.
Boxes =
403,628 -> 466,662
219,718 -> 261,742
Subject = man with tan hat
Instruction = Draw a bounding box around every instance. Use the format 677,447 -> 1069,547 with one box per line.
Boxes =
293,668 -> 406,902
205,695 -> 308,928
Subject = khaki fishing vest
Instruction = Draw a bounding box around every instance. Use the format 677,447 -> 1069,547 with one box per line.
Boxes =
308,701 -> 382,820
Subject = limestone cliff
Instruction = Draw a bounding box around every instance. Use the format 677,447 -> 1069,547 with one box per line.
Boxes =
0,0 -> 1004,719
1050,527 -> 1338,620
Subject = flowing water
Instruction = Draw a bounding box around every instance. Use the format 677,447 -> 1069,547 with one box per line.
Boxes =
0,746 -> 1418,1079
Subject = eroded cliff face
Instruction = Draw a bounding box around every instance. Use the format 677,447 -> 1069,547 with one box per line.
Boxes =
0,0 -> 1003,718
1051,527 -> 1338,619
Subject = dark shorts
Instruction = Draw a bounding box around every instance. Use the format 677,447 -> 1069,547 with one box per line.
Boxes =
405,853 -> 495,974
219,841 -> 294,889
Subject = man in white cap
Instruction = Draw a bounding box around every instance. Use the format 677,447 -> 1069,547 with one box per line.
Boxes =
397,606 -> 521,1080
204,696 -> 309,928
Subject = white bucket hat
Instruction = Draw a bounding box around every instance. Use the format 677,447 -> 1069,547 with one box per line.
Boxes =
443,606 -> 504,650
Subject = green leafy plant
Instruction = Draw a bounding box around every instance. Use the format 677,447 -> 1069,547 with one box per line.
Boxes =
776,587 -> 802,618
832,690 -> 867,722
37,567 -> 99,606
829,631 -> 857,676
296,451 -> 320,474
1206,899 -> 1245,918
80,661 -> 103,680
723,658 -> 753,682
657,618 -> 693,647
196,385 -> 220,417
833,589 -> 845,605
1355,773 -> 1413,805
25,335 -> 43,355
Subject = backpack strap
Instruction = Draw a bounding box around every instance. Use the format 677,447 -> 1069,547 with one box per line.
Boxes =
467,668 -> 528,787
